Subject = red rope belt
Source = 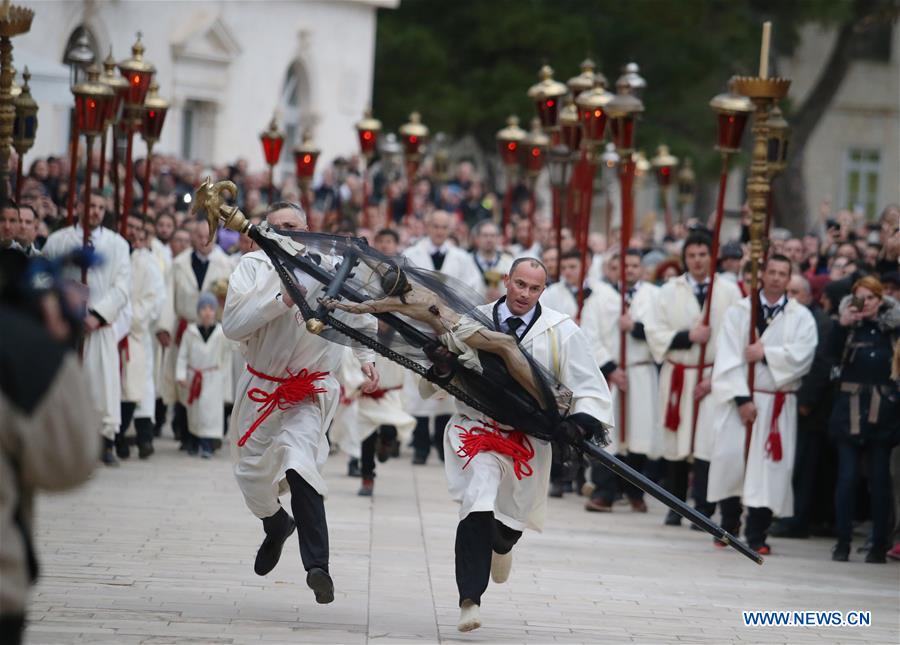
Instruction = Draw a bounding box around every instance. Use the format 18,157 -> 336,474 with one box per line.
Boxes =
454,420 -> 535,480
186,366 -> 218,405
754,389 -> 795,463
664,361 -> 712,431
238,365 -> 329,447
361,385 -> 402,400
175,318 -> 188,346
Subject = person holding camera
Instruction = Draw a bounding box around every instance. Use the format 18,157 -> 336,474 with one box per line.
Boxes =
829,276 -> 900,563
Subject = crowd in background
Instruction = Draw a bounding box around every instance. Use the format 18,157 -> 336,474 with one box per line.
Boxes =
1,145 -> 899,564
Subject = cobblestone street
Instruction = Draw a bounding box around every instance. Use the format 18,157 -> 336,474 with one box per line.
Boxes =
25,437 -> 900,644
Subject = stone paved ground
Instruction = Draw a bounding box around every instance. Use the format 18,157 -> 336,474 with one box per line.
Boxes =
25,437 -> 900,644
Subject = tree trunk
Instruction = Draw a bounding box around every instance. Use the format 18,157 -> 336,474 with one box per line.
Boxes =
772,0 -> 885,233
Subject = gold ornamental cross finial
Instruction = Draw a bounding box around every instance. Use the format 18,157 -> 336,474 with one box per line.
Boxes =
192,177 -> 248,246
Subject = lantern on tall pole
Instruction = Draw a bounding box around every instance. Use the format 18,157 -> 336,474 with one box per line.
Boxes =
139,81 -> 168,217
520,117 -> 549,226
527,65 -> 568,132
99,50 -> 127,194
733,21 -> 791,463
0,2 -> 33,206
72,65 -> 114,282
687,80 -> 754,454
61,26 -> 92,221
600,142 -> 619,241
650,144 -> 678,236
117,34 -> 155,232
677,158 -> 696,220
293,129 -> 320,216
495,115 -> 526,241
355,109 -> 381,226
398,111 -> 428,218
547,144 -> 573,280
12,66 -> 38,202
606,73 -> 645,445
259,114 -> 284,205
764,106 -> 790,236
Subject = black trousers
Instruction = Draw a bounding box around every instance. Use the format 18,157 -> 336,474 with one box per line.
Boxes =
665,459 -> 690,502
690,459 -> 716,517
154,397 -> 166,436
118,402 -> 154,445
360,425 -> 398,479
412,414 -> 450,461
285,469 -> 329,572
834,439 -> 893,548
590,452 -> 647,502
172,402 -> 189,442
745,507 -> 774,548
0,614 -> 24,645
719,496 -> 743,534
455,511 -> 522,606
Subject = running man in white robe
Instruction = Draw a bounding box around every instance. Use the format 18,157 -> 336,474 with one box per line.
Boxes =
706,254 -> 817,554
42,189 -> 131,464
222,203 -> 379,604
177,292 -> 232,458
119,213 -> 165,459
644,232 -> 741,526
581,248 -> 660,512
419,257 -> 613,632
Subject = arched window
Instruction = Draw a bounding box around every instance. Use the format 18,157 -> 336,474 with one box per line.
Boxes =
278,60 -> 312,174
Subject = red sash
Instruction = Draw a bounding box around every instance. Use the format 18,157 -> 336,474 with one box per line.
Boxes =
664,361 -> 712,432
755,389 -> 791,462
238,365 -> 329,447
454,420 -> 534,480
175,318 -> 188,345
186,367 -> 218,405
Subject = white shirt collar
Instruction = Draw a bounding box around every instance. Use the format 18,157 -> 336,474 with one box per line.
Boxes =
497,299 -> 537,335
686,273 -> 710,288
760,291 -> 787,308
428,241 -> 449,255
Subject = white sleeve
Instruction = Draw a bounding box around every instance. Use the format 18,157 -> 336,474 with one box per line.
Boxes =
764,308 -> 818,389
222,258 -> 291,342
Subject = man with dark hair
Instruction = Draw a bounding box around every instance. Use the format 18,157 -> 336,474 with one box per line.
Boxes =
707,254 -> 817,554
15,204 -> 40,256
0,201 -> 21,252
645,232 -> 742,526
471,220 -> 513,301
43,188 -> 132,464
540,249 -> 589,320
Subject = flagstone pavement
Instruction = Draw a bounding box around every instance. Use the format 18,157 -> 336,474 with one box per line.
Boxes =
24,438 -> 900,645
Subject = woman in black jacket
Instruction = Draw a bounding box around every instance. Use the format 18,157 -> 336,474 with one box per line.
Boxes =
828,276 -> 900,563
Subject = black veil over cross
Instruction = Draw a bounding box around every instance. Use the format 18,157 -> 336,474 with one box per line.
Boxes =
271,229 -> 574,442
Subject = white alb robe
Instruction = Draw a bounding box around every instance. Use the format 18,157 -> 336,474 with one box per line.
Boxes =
706,298 -> 817,515
223,250 -> 376,519
644,273 -> 741,461
422,302 -> 614,532
175,323 -> 232,439
580,280 -> 661,458
42,224 -> 131,439
122,248 -> 165,418
539,281 -> 580,321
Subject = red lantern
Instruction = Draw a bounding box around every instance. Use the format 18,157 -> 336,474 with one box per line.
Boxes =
117,35 -> 155,112
709,80 -> 754,153
73,66 -> 114,136
527,65 -> 568,131
558,97 -> 582,152
651,145 -> 678,187
399,111 -> 429,162
607,80 -> 644,154
496,115 -> 526,169
520,117 -> 549,178
576,81 -> 613,148
260,116 -> 284,166
101,51 -> 128,126
293,130 -> 320,186
140,82 -> 169,145
355,110 -> 382,159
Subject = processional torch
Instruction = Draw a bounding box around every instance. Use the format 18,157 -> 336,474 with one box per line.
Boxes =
688,79 -> 754,454
733,21 -> 791,463
139,82 -> 169,216
12,66 -> 38,202
495,115 -> 526,243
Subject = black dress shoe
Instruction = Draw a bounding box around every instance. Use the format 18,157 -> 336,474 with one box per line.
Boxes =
101,448 -> 119,467
115,435 -> 130,459
137,443 -> 154,459
865,547 -> 887,564
306,567 -> 334,604
549,482 -> 565,498
412,453 -> 427,465
254,509 -> 296,576
347,458 -> 361,477
664,510 -> 682,526
831,543 -> 850,562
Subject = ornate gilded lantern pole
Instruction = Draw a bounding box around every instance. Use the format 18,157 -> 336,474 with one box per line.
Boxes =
99,50 -> 128,194
733,21 -> 791,462
355,109 -> 381,227
0,1 -> 33,206
12,66 -> 37,202
72,65 -> 113,282
519,117 -> 549,228
495,115 -> 526,242
139,81 -> 169,216
259,114 -> 284,205
566,58 -> 599,269
117,34 -> 155,232
398,111 -> 428,219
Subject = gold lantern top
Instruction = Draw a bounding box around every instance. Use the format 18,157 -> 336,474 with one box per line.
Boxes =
526,64 -> 568,102
119,34 -> 155,75
566,58 -> 596,97
709,79 -> 754,114
356,109 -> 382,134
399,111 -> 429,140
496,115 -> 527,144
766,106 -> 790,176
102,49 -> 129,93
607,79 -> 645,118
0,2 -> 34,38
651,144 -> 678,170
617,62 -> 646,96
143,81 -> 168,111
522,116 -> 550,149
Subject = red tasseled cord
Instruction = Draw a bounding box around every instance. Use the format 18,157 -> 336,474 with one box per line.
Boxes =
765,391 -> 787,462
238,368 -> 328,447
187,370 -> 203,405
455,422 -> 535,480
664,363 -> 686,431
